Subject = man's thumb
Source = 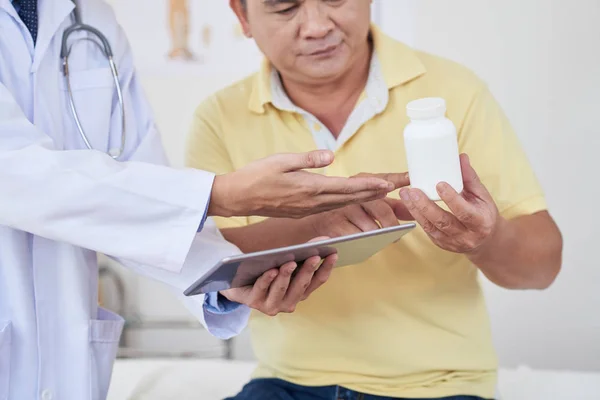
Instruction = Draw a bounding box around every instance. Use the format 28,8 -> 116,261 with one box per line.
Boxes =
460,153 -> 490,199
385,198 -> 415,221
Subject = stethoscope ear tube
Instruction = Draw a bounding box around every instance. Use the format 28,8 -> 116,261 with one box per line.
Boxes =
61,23 -> 113,59
61,15 -> 126,160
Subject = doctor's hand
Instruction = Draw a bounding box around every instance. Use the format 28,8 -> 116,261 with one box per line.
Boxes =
399,154 -> 500,255
219,242 -> 337,316
208,151 -> 398,219
304,172 -> 413,238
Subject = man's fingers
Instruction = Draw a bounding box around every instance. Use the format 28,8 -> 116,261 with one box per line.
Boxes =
302,254 -> 336,300
402,188 -> 464,235
264,262 -> 296,313
269,150 -> 335,172
283,256 -> 322,308
384,198 -> 414,221
327,221 -> 363,238
400,189 -> 448,240
353,172 -> 410,190
362,201 -> 399,228
459,154 -> 493,201
373,172 -> 410,189
347,204 -> 380,231
248,269 -> 279,305
436,182 -> 483,228
307,190 -> 393,215
316,175 -> 394,195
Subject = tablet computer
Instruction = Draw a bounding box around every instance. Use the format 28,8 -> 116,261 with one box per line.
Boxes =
183,222 -> 416,296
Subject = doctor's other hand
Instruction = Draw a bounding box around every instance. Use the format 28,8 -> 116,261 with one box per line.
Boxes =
304,172 -> 413,238
219,244 -> 337,316
399,154 -> 500,255
208,150 -> 398,219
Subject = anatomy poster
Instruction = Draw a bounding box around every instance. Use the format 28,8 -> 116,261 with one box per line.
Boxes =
107,0 -> 260,77
107,1 -> 394,77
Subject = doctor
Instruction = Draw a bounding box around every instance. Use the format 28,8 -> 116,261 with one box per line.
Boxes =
0,0 -> 403,399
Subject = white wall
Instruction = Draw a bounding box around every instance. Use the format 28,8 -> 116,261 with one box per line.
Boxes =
107,0 -> 600,370
407,0 -> 600,371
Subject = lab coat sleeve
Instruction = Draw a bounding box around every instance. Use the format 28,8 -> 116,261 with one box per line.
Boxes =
100,21 -> 249,337
112,218 -> 250,339
0,81 -> 212,273
0,18 -> 249,337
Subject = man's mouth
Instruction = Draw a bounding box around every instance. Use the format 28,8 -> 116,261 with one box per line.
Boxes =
306,43 -> 340,57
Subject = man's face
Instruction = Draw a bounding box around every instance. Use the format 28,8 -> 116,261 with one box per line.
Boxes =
233,0 -> 372,84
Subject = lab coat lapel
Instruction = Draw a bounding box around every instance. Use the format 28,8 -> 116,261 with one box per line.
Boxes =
0,0 -> 29,52
0,0 -> 19,19
32,0 -> 75,72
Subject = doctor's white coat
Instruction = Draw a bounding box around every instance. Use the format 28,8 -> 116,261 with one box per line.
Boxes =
0,0 -> 250,399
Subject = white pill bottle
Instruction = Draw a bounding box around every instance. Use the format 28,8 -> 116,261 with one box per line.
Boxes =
403,97 -> 463,201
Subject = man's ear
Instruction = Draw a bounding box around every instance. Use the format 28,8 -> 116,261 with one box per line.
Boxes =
229,0 -> 253,38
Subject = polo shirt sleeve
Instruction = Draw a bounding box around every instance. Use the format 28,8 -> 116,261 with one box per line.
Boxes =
185,98 -> 250,229
456,82 -> 548,220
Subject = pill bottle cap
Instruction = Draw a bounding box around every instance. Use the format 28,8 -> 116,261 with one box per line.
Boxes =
406,97 -> 446,120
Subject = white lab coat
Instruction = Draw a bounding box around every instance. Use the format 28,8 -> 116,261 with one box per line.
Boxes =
0,0 -> 250,399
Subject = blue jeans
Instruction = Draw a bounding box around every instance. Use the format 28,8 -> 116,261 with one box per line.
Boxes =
225,378 -> 491,400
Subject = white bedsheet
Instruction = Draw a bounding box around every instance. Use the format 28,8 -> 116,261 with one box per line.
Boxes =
108,359 -> 600,400
108,359 -> 255,400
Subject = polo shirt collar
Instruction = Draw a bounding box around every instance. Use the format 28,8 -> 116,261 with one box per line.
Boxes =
248,24 -> 427,114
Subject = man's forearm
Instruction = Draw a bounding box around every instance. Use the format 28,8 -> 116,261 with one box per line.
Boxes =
468,211 -> 563,290
221,218 -> 316,253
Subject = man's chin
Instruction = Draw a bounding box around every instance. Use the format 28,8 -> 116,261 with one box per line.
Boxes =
299,64 -> 350,83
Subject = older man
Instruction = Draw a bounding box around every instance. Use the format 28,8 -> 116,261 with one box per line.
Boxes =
185,0 -> 563,399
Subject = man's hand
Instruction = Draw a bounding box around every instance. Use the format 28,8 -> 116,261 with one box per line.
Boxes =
208,150 -> 398,219
399,154 -> 500,255
219,240 -> 337,316
304,172 -> 413,238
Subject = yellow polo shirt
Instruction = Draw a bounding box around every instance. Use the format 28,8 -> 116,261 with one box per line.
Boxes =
186,25 -> 547,399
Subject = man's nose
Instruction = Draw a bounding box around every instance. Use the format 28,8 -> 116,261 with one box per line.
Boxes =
298,1 -> 335,40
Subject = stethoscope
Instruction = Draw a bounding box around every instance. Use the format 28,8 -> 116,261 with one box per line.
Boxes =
60,0 -> 126,159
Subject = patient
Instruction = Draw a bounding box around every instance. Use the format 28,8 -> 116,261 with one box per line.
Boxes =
185,0 -> 563,399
